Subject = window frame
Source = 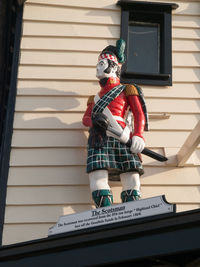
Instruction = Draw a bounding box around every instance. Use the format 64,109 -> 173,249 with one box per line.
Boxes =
117,0 -> 178,86
0,0 -> 24,245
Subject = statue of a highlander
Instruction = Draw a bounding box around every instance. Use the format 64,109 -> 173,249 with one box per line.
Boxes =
82,40 -> 166,208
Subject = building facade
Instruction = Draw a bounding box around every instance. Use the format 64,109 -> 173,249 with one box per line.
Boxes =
1,0 -> 200,246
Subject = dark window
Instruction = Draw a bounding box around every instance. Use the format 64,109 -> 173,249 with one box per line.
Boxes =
117,0 -> 178,86
128,22 -> 160,74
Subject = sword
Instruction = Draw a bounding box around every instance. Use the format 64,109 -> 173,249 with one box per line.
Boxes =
107,125 -> 168,162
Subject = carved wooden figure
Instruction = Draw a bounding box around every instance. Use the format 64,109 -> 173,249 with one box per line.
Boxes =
82,40 -> 149,208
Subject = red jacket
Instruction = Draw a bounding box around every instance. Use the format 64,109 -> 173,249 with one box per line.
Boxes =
82,77 -> 145,140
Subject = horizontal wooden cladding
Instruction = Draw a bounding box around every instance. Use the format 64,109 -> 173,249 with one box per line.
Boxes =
14,96 -> 200,114
5,185 -> 92,205
23,5 -> 120,25
17,66 -> 200,82
11,130 -> 89,148
140,83 -> 200,99
9,147 -> 200,167
4,205 -> 94,223
20,50 -> 200,67
7,166 -> 200,186
17,80 -> 100,96
173,52 -> 200,67
17,80 -> 200,99
22,21 -> 120,38
23,4 -> 200,28
11,130 -> 195,148
20,50 -> 99,66
13,113 -> 200,131
6,185 -> 200,205
17,66 -> 97,80
11,129 -> 200,150
9,147 -> 169,167
21,37 -> 200,52
173,28 -> 200,40
20,37 -> 117,52
26,0 -> 200,16
22,21 -> 200,40
2,224 -> 52,245
9,148 -> 88,166
173,39 -> 200,52
4,203 -> 200,225
7,166 -> 89,186
174,68 -> 200,82
26,0 -> 120,11
173,15 -> 200,28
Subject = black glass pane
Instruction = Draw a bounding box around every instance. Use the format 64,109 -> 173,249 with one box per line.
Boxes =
127,22 -> 160,74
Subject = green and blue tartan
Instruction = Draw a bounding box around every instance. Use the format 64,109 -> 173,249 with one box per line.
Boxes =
87,136 -> 144,175
87,83 -> 145,176
92,84 -> 125,116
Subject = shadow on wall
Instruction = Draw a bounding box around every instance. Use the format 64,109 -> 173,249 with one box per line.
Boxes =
15,88 -> 93,215
17,89 -> 85,128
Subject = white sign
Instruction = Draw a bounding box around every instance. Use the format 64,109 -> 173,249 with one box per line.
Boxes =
48,195 -> 175,236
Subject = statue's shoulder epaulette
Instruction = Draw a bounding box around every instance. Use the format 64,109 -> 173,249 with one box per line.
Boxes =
124,84 -> 139,96
87,95 -> 95,105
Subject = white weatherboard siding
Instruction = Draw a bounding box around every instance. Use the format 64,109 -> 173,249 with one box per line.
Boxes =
2,0 -> 200,245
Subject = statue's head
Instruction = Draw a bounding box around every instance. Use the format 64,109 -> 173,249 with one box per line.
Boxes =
96,39 -> 126,80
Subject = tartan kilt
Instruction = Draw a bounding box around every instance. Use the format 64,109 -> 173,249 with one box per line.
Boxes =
86,136 -> 144,176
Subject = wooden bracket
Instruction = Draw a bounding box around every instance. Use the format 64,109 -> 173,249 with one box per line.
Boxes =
177,121 -> 200,167
149,113 -> 170,120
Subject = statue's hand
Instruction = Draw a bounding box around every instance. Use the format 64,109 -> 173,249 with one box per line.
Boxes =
92,113 -> 109,131
130,136 -> 145,154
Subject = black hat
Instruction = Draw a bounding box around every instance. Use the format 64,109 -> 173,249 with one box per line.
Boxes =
98,39 -> 126,66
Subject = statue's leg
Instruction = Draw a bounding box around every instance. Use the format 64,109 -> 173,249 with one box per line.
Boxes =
89,170 -> 113,208
120,172 -> 141,202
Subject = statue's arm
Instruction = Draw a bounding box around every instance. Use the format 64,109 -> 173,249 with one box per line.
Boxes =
82,96 -> 94,127
128,95 -> 145,140
125,84 -> 145,140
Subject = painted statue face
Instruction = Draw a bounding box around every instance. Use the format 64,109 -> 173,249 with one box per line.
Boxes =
96,59 -> 117,80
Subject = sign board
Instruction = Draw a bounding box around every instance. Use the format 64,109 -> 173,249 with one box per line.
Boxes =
48,195 -> 176,236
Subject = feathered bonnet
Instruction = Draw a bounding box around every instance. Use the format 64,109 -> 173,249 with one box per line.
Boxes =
98,39 -> 126,67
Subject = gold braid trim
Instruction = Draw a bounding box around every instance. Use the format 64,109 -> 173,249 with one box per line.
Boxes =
87,95 -> 95,105
125,84 -> 139,96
